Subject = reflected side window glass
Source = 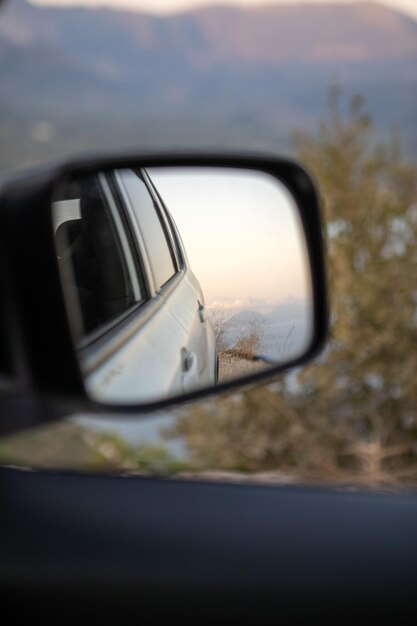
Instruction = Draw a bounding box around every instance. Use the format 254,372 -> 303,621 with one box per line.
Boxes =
143,169 -> 185,270
116,170 -> 177,291
53,174 -> 140,338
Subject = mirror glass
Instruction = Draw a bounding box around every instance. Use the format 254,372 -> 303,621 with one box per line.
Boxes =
52,166 -> 313,405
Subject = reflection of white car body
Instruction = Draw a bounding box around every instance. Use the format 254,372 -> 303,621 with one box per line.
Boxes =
54,168 -> 217,403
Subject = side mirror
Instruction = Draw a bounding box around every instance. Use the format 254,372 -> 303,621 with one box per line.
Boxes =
0,153 -> 327,421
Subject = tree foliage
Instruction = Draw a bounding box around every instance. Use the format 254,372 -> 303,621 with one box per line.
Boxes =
173,95 -> 417,485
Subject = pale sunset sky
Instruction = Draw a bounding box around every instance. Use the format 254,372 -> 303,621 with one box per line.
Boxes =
148,168 -> 311,310
32,0 -> 417,21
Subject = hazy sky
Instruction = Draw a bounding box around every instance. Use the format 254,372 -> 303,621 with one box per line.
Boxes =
148,167 -> 311,310
32,0 -> 417,21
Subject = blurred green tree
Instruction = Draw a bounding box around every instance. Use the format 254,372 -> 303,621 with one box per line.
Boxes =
172,94 -> 417,485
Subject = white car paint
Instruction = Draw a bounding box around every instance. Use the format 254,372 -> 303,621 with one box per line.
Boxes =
55,168 -> 217,405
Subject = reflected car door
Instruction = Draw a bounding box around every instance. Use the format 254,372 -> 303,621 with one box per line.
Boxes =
83,169 -> 214,403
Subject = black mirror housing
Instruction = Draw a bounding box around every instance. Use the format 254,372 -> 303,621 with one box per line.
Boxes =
0,152 -> 328,435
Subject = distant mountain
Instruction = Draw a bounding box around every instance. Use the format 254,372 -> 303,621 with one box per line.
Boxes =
267,301 -> 310,323
228,301 -> 309,326
222,301 -> 311,359
2,1 -> 416,63
229,310 -> 265,324
1,1 -> 416,169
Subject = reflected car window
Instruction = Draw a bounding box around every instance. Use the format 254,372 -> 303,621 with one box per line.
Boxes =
116,169 -> 177,291
54,174 -> 140,337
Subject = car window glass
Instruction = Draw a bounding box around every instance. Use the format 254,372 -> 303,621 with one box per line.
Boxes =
117,170 -> 176,291
143,170 -> 185,270
53,174 -> 140,338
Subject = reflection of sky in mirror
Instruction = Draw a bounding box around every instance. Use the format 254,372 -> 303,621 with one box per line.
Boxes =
148,167 -> 311,313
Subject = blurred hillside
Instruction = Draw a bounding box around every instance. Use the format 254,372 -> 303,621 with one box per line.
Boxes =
1,0 -> 416,170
